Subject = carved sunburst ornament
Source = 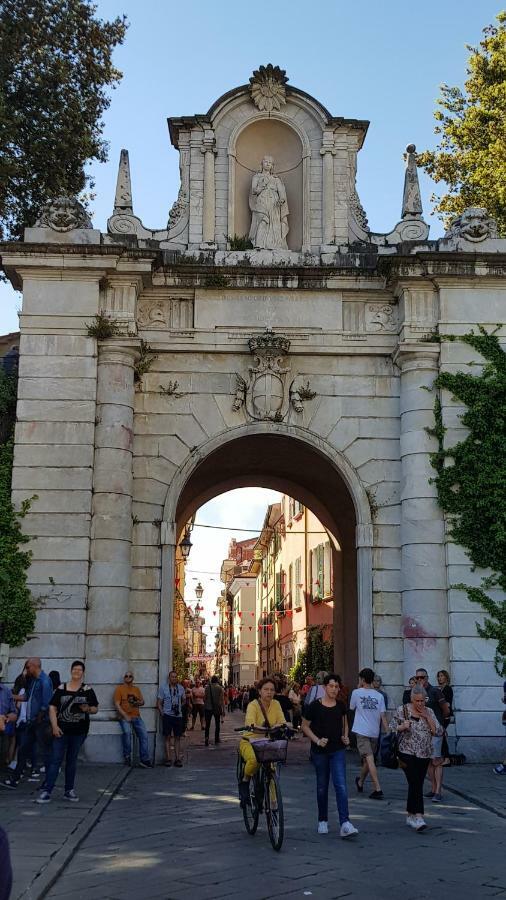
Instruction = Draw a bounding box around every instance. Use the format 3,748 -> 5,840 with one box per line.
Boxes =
249,64 -> 288,112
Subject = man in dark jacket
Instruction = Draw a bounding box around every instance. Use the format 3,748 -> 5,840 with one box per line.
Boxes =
2,658 -> 53,790
204,677 -> 224,746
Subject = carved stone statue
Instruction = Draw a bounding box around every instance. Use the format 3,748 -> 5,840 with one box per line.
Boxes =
248,156 -> 289,250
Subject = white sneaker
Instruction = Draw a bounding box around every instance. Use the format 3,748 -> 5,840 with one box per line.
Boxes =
340,821 -> 358,838
414,815 -> 427,831
64,790 -> 79,802
317,821 -> 329,834
35,791 -> 51,804
406,815 -> 417,829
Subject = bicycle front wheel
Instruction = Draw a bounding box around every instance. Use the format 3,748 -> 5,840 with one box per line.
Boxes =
242,777 -> 260,835
265,769 -> 284,851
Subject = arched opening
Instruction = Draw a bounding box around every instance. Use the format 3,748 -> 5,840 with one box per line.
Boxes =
161,429 -> 373,692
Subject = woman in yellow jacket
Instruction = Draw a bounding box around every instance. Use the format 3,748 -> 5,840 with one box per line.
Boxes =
238,676 -> 286,806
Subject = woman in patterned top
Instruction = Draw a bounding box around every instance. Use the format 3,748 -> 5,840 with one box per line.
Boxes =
390,684 -> 442,832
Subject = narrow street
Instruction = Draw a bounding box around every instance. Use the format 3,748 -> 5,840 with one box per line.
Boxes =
5,712 -> 503,900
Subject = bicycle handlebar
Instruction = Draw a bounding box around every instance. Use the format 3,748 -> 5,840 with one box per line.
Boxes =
234,724 -> 295,733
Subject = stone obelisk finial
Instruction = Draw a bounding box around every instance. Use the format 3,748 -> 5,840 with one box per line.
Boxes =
113,149 -> 133,215
401,144 -> 423,220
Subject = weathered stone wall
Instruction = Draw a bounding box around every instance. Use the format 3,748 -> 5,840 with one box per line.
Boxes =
2,243 -> 505,764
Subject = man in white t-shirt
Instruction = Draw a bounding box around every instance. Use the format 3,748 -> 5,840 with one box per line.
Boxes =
350,668 -> 388,799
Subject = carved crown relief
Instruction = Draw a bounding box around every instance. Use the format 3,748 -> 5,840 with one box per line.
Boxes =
249,64 -> 288,112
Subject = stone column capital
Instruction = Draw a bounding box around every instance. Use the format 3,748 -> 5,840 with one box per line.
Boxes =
320,146 -> 336,156
356,523 -> 373,548
201,140 -> 217,155
97,340 -> 140,367
393,341 -> 440,372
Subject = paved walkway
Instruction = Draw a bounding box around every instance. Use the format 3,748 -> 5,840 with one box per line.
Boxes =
2,714 -> 506,900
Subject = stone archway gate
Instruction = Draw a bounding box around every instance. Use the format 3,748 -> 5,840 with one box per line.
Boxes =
2,66 -> 506,760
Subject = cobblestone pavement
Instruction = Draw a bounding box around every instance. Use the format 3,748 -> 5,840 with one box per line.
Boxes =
3,713 -> 506,900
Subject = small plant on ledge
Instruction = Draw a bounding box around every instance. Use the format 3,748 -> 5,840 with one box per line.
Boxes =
227,234 -> 253,251
85,312 -> 120,340
134,340 -> 158,384
297,381 -> 317,401
204,273 -> 229,288
159,381 -> 184,399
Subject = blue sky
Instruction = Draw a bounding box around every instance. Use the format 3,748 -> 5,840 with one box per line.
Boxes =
0,1 -> 500,331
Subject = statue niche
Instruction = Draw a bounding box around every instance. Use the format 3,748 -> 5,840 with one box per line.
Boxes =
249,156 -> 289,250
232,119 -> 303,251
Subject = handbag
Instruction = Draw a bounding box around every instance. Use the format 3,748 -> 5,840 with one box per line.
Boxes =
380,705 -> 408,769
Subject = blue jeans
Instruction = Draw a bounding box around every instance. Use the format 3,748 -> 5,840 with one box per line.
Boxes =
311,749 -> 349,824
45,733 -> 87,795
119,717 -> 149,761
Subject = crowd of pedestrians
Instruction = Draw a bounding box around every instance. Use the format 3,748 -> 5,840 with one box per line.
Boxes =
1,657 -> 505,840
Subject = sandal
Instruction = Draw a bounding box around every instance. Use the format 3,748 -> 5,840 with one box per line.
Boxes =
355,776 -> 363,793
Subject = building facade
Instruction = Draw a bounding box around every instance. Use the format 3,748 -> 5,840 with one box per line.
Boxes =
1,66 -> 505,760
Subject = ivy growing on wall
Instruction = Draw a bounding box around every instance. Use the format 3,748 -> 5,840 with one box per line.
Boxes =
429,327 -> 506,676
0,364 -> 37,646
288,625 -> 334,683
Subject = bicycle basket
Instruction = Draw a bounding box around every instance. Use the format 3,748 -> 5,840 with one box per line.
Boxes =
251,738 -> 288,764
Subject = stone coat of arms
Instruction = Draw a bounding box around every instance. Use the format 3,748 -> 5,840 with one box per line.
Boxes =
234,330 -> 291,422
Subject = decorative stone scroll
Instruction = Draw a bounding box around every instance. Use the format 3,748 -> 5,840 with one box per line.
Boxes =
365,304 -> 398,333
249,64 -> 288,112
137,297 -> 193,330
35,196 -> 92,232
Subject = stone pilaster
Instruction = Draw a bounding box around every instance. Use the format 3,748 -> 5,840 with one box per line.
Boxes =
320,131 -> 336,247
86,341 -> 139,703
201,132 -> 217,246
394,343 -> 448,682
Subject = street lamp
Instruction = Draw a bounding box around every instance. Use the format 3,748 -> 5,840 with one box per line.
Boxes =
179,532 -> 193,559
195,581 -> 204,600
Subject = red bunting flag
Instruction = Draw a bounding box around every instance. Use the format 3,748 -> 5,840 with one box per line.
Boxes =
237,611 -> 242,617
248,626 -> 253,631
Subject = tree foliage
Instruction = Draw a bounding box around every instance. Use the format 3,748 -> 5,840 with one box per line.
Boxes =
0,0 -> 127,240
0,359 -> 39,646
0,440 -> 37,646
418,12 -> 506,234
430,328 -> 506,676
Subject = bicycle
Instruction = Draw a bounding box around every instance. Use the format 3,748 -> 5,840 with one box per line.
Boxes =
235,723 -> 293,851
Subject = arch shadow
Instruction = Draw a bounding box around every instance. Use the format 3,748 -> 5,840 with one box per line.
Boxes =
159,424 -> 373,695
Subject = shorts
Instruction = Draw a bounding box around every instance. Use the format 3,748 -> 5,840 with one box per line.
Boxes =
162,714 -> 183,738
356,735 -> 378,758
431,735 -> 443,759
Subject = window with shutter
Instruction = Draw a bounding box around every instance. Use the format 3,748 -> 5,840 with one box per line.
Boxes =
295,556 -> 301,608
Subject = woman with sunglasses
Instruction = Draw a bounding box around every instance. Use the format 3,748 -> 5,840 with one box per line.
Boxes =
390,684 -> 443,831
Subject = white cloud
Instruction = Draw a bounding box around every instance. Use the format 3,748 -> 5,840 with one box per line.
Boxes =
183,487 -> 281,642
